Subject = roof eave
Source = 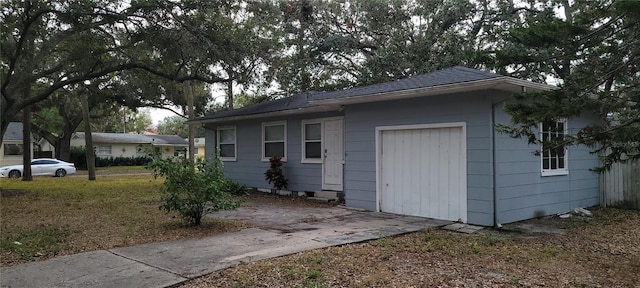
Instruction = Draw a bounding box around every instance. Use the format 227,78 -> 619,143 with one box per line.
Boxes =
189,77 -> 556,125
308,77 -> 557,106
152,143 -> 188,147
190,104 -> 342,125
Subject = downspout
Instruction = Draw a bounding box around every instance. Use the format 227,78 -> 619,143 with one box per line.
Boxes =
491,87 -> 526,228
491,99 -> 499,228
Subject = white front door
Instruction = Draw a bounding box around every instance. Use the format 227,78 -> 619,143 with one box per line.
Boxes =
322,118 -> 344,191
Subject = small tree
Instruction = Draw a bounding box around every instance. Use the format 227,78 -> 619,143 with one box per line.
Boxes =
148,156 -> 239,226
264,156 -> 288,191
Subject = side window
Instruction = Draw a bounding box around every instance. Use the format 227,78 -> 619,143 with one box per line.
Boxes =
3,144 -> 23,155
262,121 -> 286,161
540,119 -> 568,176
96,146 -> 112,157
302,120 -> 322,163
217,126 -> 237,161
174,147 -> 186,157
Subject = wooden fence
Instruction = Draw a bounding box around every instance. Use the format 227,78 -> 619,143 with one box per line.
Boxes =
600,159 -> 640,209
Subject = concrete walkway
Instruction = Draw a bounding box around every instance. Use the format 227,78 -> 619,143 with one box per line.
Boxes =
0,202 -> 451,288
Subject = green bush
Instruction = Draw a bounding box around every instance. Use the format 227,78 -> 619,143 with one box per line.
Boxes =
95,156 -> 152,167
264,156 -> 288,191
70,146 -> 89,169
147,157 -> 240,226
70,147 -> 152,168
220,179 -> 249,195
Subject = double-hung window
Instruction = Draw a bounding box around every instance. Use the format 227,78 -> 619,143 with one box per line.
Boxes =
540,119 -> 568,176
96,146 -> 112,157
302,120 -> 322,163
218,126 -> 237,161
262,121 -> 286,161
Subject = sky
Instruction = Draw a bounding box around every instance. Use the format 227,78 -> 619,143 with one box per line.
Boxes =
145,85 -> 228,126
144,107 -> 179,126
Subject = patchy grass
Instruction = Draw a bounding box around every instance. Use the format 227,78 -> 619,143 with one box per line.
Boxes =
1,225 -> 72,261
0,174 -> 248,266
96,165 -> 147,171
74,165 -> 149,174
184,208 -> 640,287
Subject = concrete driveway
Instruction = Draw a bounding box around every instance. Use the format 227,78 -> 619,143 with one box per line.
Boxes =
0,197 -> 451,288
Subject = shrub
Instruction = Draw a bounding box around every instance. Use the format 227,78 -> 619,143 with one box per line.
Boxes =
95,156 -> 152,167
70,146 -> 89,169
70,147 -> 152,168
147,157 -> 239,226
220,179 -> 249,195
264,156 -> 288,191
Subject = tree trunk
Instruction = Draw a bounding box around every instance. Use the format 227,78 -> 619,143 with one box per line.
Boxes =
226,67 -> 234,109
185,81 -> 195,164
0,119 -> 9,147
297,1 -> 310,93
22,105 -> 33,181
56,136 -> 72,161
81,92 -> 96,180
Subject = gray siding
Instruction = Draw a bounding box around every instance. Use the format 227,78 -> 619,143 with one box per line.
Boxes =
204,128 -> 217,160
206,112 -> 342,192
494,109 -> 599,224
203,90 -> 599,227
343,92 -> 498,226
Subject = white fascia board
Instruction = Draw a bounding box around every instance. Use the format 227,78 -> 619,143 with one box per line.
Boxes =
151,144 -> 188,147
309,77 -> 557,106
501,77 -> 558,92
190,105 -> 341,125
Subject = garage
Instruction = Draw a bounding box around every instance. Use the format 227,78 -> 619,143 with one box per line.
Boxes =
377,123 -> 467,222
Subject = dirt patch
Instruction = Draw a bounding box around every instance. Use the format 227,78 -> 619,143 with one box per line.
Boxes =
237,192 -> 337,208
300,216 -> 322,223
0,189 -> 31,198
138,200 -> 163,206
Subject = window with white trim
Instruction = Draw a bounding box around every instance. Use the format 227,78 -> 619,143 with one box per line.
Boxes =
540,119 -> 568,176
262,121 -> 286,161
217,126 -> 236,161
96,145 -> 112,157
302,120 -> 322,163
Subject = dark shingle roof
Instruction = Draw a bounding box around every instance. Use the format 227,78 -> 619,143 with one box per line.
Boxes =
74,132 -> 188,146
312,66 -> 501,101
200,91 -> 317,120
196,66 -> 503,122
3,122 -> 35,142
149,135 -> 189,146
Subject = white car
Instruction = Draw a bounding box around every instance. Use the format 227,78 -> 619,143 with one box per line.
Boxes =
0,158 -> 77,178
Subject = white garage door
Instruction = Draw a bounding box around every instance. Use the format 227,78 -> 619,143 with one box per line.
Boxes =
378,124 -> 467,222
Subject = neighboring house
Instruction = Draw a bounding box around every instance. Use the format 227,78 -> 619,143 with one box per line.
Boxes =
71,132 -> 188,159
193,66 -> 600,226
0,122 -> 35,166
38,138 -> 55,157
194,138 -> 205,160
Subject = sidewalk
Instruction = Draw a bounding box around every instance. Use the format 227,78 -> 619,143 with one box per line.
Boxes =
0,207 -> 451,288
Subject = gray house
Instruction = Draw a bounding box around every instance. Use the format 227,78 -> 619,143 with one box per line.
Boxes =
71,133 -> 188,159
193,67 -> 599,226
